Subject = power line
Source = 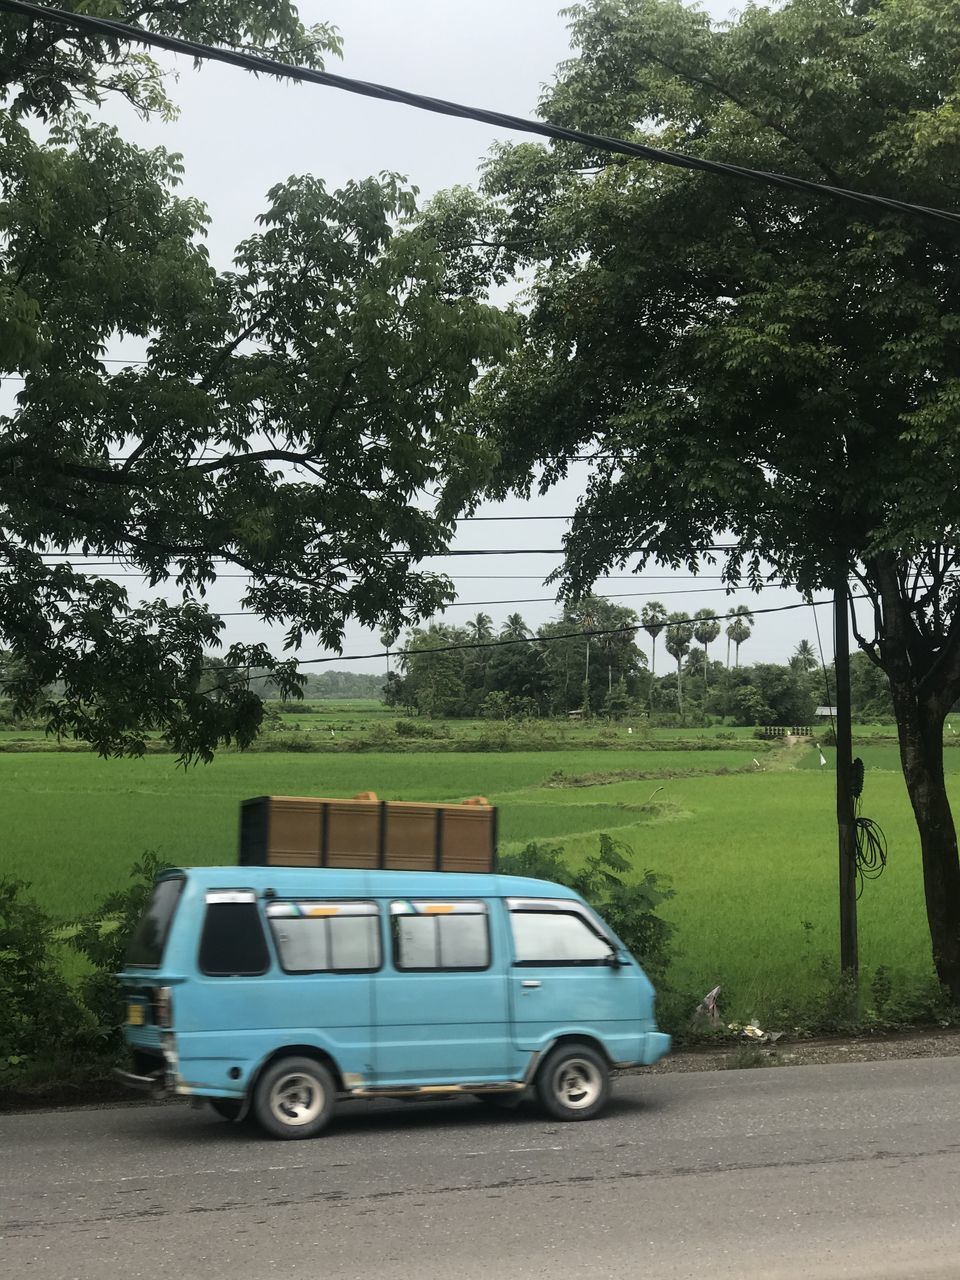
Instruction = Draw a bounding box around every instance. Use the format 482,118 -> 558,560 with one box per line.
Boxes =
218,594 -> 839,677
15,543 -> 737,562
27,570 -> 734,582
0,589 -> 842,688
211,582 -> 760,616
3,0 -> 959,229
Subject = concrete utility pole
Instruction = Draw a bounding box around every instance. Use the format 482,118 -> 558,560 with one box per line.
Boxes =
834,575 -> 859,976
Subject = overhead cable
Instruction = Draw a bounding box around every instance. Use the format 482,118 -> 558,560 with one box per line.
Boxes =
2,0 -> 959,228
203,594 -> 837,675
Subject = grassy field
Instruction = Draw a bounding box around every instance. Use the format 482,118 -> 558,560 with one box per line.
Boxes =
1,727 -> 950,1027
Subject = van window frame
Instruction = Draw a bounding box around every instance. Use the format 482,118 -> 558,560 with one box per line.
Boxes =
506,897 -> 618,968
198,890 -> 272,978
266,899 -> 384,976
389,899 -> 492,973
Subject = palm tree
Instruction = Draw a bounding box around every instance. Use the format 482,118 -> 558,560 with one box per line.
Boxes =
578,605 -> 596,712
466,612 -> 494,644
642,601 -> 668,677
665,612 -> 694,714
379,629 -> 398,677
693,607 -> 721,692
791,639 -> 817,672
499,613 -> 529,641
726,605 -> 754,668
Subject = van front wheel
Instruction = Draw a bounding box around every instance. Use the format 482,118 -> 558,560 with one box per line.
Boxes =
253,1057 -> 336,1140
536,1044 -> 609,1121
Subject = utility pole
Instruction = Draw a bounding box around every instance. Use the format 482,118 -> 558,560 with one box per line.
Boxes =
835,575 -> 859,977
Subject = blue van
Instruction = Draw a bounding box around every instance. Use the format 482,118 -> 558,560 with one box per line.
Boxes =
117,866 -> 670,1138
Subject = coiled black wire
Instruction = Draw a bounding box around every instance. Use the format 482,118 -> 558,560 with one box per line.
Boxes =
854,762 -> 887,898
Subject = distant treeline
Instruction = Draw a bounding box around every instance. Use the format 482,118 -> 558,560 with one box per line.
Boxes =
300,671 -> 386,700
382,597 -> 897,726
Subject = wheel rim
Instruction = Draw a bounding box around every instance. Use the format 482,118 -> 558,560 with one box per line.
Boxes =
268,1072 -> 325,1127
552,1057 -> 603,1110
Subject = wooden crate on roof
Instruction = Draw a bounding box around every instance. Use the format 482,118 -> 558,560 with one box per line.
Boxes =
238,793 -> 497,873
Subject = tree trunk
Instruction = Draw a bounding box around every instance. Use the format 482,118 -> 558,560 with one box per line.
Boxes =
888,676 -> 960,999
872,553 -> 960,1001
677,657 -> 683,715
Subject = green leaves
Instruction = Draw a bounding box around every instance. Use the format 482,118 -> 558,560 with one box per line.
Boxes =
0,22 -> 516,760
454,0 -> 960,596
0,1 -> 342,121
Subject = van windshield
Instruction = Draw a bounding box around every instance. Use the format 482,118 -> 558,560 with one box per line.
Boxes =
125,877 -> 185,967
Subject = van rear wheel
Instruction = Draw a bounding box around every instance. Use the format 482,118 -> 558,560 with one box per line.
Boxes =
536,1044 -> 609,1121
253,1057 -> 336,1140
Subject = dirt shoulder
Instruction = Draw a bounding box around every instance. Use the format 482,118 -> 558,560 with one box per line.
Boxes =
647,1025 -> 960,1074
4,1027 -> 960,1112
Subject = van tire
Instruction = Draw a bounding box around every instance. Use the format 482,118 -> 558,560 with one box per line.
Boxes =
209,1098 -> 244,1122
536,1044 -> 609,1121
253,1057 -> 336,1140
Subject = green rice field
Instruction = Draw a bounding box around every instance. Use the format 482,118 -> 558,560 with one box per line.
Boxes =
1,731 -> 951,1024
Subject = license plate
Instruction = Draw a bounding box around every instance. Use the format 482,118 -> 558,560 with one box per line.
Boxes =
126,1002 -> 145,1026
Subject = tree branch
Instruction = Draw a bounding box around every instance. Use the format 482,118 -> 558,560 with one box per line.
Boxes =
637,47 -> 842,185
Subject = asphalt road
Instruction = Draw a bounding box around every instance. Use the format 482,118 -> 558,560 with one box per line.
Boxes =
3,1057 -> 960,1280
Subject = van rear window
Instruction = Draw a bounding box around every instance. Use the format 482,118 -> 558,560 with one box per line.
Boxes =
126,877 -> 185,968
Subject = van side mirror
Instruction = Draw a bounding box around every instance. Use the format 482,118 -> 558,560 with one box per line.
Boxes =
603,950 -> 624,968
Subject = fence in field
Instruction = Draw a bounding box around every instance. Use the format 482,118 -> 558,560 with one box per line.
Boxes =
758,726 -> 814,739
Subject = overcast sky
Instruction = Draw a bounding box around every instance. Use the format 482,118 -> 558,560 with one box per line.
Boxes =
63,1 -> 839,672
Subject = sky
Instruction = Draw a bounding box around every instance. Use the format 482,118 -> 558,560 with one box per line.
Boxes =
19,0 -> 843,674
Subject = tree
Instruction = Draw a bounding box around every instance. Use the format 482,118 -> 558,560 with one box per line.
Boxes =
577,602 -> 597,709
537,597 -> 644,714
436,0 -> 960,994
393,624 -> 470,719
731,684 -> 773,729
750,663 -> 817,727
479,690 -> 511,721
791,640 -> 818,674
484,635 -> 547,709
693,607 -> 721,693
664,613 -> 693,716
641,601 -> 667,677
466,613 -> 495,644
500,613 -> 530,641
849,651 -> 895,723
726,606 -> 754,669
603,678 -> 632,721
0,5 -> 513,761
380,630 -> 399,679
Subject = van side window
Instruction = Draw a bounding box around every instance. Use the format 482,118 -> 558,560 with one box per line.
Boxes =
266,901 -> 381,973
390,901 -> 489,971
199,891 -> 270,976
509,905 -> 613,966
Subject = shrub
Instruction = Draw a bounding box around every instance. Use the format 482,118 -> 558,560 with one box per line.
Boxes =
0,879 -> 88,1082
394,718 -> 437,738
65,853 -> 174,1056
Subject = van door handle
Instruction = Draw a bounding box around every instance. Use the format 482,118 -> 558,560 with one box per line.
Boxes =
521,980 -> 541,988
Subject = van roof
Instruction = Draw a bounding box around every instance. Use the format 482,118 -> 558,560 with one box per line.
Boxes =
163,865 -> 579,901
